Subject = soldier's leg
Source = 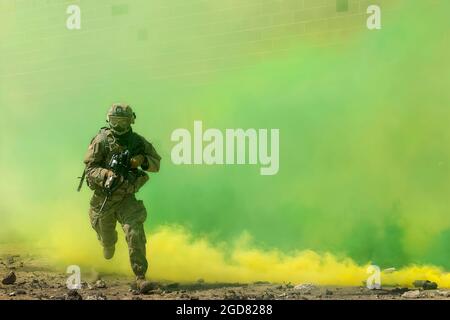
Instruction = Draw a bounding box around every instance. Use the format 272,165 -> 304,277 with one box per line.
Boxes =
117,196 -> 148,277
89,195 -> 118,258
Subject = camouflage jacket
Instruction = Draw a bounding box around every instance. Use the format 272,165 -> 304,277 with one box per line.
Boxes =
83,127 -> 161,197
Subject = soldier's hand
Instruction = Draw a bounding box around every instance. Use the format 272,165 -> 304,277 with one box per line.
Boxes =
106,170 -> 115,178
130,154 -> 145,169
103,170 -> 115,188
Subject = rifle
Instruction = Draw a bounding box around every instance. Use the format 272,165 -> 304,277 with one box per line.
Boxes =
98,150 -> 131,213
77,170 -> 86,192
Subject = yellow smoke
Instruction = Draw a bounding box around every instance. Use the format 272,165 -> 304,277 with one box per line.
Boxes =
25,216 -> 450,288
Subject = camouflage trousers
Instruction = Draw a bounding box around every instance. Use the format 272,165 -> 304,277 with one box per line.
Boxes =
89,192 -> 148,277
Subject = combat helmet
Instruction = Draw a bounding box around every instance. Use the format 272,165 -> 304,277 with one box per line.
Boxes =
106,103 -> 136,135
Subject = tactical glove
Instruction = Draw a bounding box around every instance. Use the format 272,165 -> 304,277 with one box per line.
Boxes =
130,154 -> 146,169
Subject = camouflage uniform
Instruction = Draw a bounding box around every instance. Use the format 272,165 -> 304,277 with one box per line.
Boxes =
84,126 -> 161,278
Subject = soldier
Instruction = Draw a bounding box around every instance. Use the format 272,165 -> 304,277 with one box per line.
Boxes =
83,103 -> 161,293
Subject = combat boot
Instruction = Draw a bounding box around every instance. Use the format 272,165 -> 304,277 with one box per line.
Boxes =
135,276 -> 158,294
103,245 -> 115,260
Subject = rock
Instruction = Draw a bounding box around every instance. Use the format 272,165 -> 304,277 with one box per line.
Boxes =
423,282 -> 438,290
263,292 -> 274,299
402,290 -> 421,299
2,272 -> 16,285
413,280 -> 438,290
391,287 -> 409,295
94,279 -> 107,289
145,288 -> 162,295
86,294 -> 107,300
437,290 -> 450,297
423,291 -> 437,298
166,282 -> 179,290
65,290 -> 83,300
294,283 -> 316,291
137,281 -> 159,294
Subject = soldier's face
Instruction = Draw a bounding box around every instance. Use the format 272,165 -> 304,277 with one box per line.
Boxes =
109,116 -> 132,134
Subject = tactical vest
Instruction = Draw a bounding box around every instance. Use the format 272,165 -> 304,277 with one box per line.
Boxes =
84,127 -> 149,195
96,127 -> 146,168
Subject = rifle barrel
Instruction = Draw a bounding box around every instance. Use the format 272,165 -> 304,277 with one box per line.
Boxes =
77,170 -> 86,192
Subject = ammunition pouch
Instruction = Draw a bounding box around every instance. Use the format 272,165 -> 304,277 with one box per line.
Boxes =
86,168 -> 109,191
123,170 -> 149,194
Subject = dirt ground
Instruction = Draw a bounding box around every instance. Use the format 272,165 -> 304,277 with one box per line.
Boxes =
1,253 -> 449,301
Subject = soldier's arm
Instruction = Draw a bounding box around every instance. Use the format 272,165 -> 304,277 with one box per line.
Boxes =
83,135 -> 110,187
139,136 -> 161,172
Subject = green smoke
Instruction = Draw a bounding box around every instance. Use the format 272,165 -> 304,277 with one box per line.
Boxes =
0,0 -> 449,271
